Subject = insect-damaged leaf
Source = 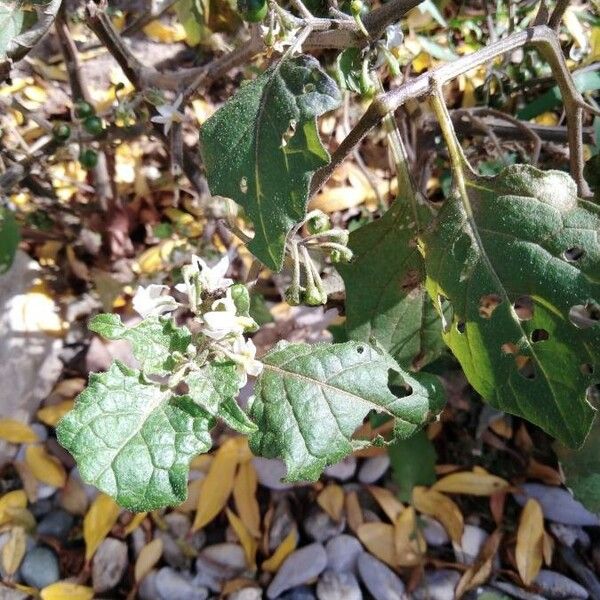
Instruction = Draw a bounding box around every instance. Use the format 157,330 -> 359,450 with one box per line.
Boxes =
248,341 -> 444,482
200,54 -> 341,271
57,361 -> 214,511
422,164 -> 599,447
338,200 -> 447,370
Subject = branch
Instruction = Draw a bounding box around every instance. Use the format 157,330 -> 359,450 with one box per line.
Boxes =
311,25 -> 593,197
548,0 -> 570,30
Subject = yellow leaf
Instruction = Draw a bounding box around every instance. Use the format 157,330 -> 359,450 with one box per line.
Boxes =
23,85 -> 47,104
0,491 -> 27,527
412,486 -> 464,544
10,288 -> 63,335
262,526 -> 298,572
542,530 -> 554,566
394,507 -> 426,567
533,111 -> 559,126
124,512 -> 148,535
36,401 -> 75,427
345,491 -> 364,534
133,240 -> 183,275
432,469 -> 509,496
563,7 -> 588,52
226,508 -> 257,569
84,494 -> 121,561
516,499 -> 544,586
357,523 -> 396,568
143,20 -> 187,43
135,538 -> 163,582
0,419 -> 39,444
25,445 -> 66,488
2,526 -> 26,575
233,461 -> 261,538
367,486 -> 404,523
41,582 -> 94,600
317,484 -> 345,522
455,530 -> 503,598
192,438 -> 241,531
13,461 -> 38,503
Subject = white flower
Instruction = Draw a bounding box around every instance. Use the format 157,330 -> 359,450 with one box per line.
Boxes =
227,336 -> 263,386
132,284 -> 178,318
201,291 -> 256,340
150,94 -> 185,135
175,254 -> 233,304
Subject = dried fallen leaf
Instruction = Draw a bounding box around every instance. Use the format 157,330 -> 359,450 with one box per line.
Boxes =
0,491 -> 27,527
357,522 -> 396,568
317,484 -> 345,522
455,529 -> 503,598
1,526 -> 26,576
226,508 -> 258,569
345,491 -> 364,534
123,512 -> 148,535
192,437 -> 243,531
432,469 -> 509,496
367,485 -> 404,523
0,419 -> 39,443
413,486 -> 464,544
25,445 -> 67,488
59,473 -> 88,516
262,526 -> 298,572
516,499 -> 544,585
84,494 -> 121,561
37,401 -> 75,427
542,530 -> 554,566
40,582 -> 94,600
394,507 -> 426,567
233,460 -> 261,538
135,538 -> 163,582
143,20 -> 187,43
177,478 -> 204,513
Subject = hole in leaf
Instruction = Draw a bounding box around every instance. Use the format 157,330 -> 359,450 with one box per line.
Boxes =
563,247 -> 585,262
356,345 -> 364,354
501,342 -> 518,355
569,302 -> 600,329
239,177 -> 248,194
387,371 -> 413,398
531,329 -> 549,342
586,384 -> 600,406
303,83 -> 316,93
281,119 -> 297,148
581,363 -> 594,376
479,294 -> 502,319
456,321 -> 466,334
513,296 -> 534,321
516,355 -> 536,380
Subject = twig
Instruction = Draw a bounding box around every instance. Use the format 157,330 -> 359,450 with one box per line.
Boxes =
311,25 -> 593,197
55,8 -> 113,206
548,0 -> 571,30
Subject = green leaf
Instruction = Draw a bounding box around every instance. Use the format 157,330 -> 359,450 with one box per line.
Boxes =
0,2 -> 26,58
186,362 -> 257,434
422,164 -> 599,447
389,429 -> 437,503
57,361 -> 214,511
0,208 -> 20,274
248,341 -> 444,482
555,412 -> 600,512
338,201 -> 447,370
89,314 -> 191,376
200,54 -> 341,270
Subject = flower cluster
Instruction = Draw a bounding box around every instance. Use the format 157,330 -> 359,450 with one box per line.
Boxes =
132,254 -> 262,387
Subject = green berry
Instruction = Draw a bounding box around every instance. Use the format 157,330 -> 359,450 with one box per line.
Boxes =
238,0 -> 267,22
306,211 -> 330,235
74,100 -> 95,119
52,123 -> 71,143
79,148 -> 98,170
83,115 -> 104,136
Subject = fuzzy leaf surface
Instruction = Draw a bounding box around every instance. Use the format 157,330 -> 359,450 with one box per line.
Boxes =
248,341 -> 444,482
422,164 -> 599,447
0,208 -> 20,274
338,201 -> 446,370
57,361 -> 214,511
200,54 -> 341,270
186,362 -> 257,434
89,314 -> 191,376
